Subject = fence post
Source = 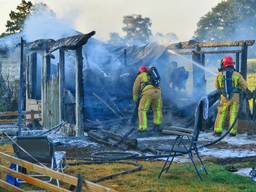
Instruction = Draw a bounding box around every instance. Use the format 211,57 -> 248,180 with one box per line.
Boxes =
75,174 -> 84,192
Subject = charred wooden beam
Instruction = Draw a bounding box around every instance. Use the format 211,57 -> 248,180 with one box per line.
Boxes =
240,42 -> 248,79
75,47 -> 84,136
49,31 -> 96,53
202,50 -> 242,54
173,49 -> 242,56
26,39 -> 54,51
236,53 -> 240,72
42,49 -> 51,127
88,130 -> 137,148
31,52 -> 37,98
18,38 -> 25,136
58,49 -> 65,123
168,40 -> 255,50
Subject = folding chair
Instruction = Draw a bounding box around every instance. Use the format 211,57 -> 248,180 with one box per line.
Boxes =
12,136 -> 66,185
159,98 -> 208,180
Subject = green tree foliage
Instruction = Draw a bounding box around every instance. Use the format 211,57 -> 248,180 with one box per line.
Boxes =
195,0 -> 256,41
4,0 -> 33,35
122,14 -> 152,45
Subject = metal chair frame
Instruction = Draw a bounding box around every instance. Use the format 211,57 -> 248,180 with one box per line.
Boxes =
159,98 -> 208,180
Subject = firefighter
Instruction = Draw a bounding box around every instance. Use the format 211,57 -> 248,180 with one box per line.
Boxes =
133,66 -> 163,132
214,56 -> 248,136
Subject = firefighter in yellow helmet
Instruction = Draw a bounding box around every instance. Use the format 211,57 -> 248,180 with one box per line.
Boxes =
214,56 -> 248,136
133,66 -> 163,132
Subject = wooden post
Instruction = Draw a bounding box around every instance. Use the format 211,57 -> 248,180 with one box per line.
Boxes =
192,46 -> 205,98
236,53 -> 240,72
18,38 -> 25,136
75,47 -> 84,136
58,49 -> 65,124
240,43 -> 248,79
240,43 -> 248,120
25,55 -> 30,104
75,174 -> 83,192
31,52 -> 37,99
42,49 -> 51,128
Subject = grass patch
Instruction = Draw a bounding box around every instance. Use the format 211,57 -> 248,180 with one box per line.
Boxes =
0,144 -> 256,191
65,160 -> 256,192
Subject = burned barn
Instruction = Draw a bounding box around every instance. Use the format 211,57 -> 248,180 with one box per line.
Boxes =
1,31 -> 256,191
0,30 -> 254,147
19,32 -> 256,140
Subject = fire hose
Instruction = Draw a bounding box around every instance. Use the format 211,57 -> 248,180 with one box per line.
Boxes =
4,92 -> 256,184
98,90 -> 252,161
67,160 -> 143,183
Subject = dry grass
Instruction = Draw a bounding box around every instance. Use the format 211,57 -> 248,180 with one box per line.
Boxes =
65,160 -> 256,192
0,144 -> 256,192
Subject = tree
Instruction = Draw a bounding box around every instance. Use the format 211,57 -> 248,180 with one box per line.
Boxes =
195,0 -> 256,41
4,0 -> 33,35
122,14 -> 152,45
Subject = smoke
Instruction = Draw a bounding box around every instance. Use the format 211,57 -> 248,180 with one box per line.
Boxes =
0,2 -> 217,123
150,32 -> 179,46
23,3 -> 77,42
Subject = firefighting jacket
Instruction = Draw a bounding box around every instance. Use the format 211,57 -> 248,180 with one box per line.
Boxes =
133,72 -> 157,102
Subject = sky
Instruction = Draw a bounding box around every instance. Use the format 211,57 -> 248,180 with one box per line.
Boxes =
0,0 -> 223,41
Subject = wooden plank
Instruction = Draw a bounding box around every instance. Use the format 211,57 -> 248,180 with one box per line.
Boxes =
0,179 -> 25,192
0,111 -> 40,117
175,49 -> 242,55
162,130 -> 192,137
168,40 -> 255,50
0,152 -> 77,186
0,165 -> 70,192
0,153 -> 117,192
167,126 -> 193,133
0,112 -> 18,117
202,50 -> 242,54
0,119 -> 18,124
82,181 -> 118,192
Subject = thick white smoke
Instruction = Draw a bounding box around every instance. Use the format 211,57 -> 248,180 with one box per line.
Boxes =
23,3 -> 76,42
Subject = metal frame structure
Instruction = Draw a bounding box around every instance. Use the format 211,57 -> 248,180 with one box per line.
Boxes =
159,98 -> 208,180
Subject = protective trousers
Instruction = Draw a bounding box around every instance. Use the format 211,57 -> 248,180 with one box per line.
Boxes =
214,95 -> 239,135
138,88 -> 162,130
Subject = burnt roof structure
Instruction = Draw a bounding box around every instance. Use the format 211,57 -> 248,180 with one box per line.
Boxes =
49,31 -> 95,52
21,31 -> 96,136
25,31 -> 96,52
168,40 -> 255,49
